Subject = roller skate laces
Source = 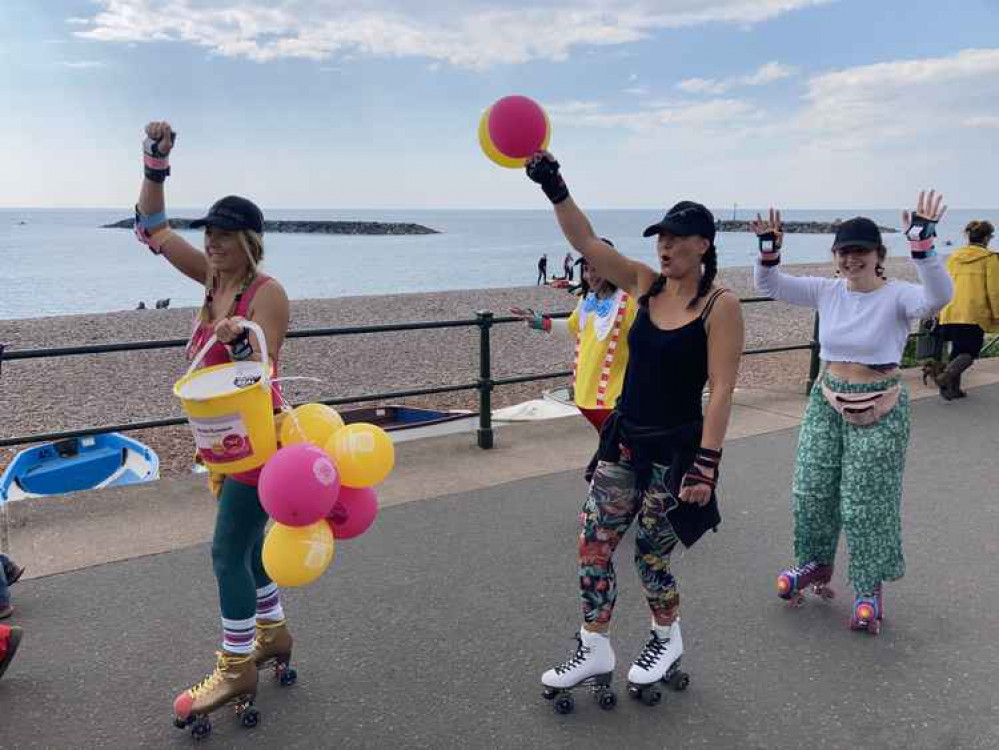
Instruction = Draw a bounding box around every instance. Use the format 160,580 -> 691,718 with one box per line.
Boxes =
541,631 -> 617,715
173,651 -> 259,740
776,561 -> 835,607
627,625 -> 690,705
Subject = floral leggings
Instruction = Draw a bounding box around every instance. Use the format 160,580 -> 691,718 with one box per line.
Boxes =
792,374 -> 910,596
579,460 -> 680,627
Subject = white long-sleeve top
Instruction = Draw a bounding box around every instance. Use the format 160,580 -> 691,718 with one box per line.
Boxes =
754,256 -> 954,365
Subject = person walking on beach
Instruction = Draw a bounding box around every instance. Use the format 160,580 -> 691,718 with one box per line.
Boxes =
134,121 -> 293,733
512,248 -> 637,434
526,152 -> 744,709
933,220 -> 998,399
537,253 -> 548,285
564,251 -> 575,282
753,195 -> 953,634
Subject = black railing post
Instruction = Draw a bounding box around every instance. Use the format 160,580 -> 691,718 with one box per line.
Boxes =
807,312 -> 821,394
476,310 -> 494,449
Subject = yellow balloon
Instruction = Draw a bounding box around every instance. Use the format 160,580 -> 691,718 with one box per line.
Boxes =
478,107 -> 525,169
324,422 -> 395,488
262,520 -> 335,588
280,403 -> 344,447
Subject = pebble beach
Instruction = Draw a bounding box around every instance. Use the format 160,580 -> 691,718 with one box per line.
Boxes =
0,259 -> 922,478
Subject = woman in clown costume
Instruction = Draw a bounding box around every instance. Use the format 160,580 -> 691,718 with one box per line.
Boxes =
512,243 -> 637,434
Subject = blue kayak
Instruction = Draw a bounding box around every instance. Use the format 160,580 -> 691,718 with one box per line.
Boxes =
0,432 -> 159,503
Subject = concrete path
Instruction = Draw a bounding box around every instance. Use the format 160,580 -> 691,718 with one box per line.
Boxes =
2,381 -> 998,749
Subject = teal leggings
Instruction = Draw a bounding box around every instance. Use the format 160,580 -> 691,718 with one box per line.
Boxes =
212,478 -> 273,620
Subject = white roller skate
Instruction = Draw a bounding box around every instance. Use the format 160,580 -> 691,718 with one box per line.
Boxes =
541,627 -> 617,714
627,620 -> 690,706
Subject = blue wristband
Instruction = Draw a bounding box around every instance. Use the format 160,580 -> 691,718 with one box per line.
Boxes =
136,207 -> 168,230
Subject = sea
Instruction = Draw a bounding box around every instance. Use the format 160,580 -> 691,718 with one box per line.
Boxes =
1,207 -> 994,320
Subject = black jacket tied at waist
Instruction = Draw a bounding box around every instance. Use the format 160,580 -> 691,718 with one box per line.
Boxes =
592,410 -> 721,548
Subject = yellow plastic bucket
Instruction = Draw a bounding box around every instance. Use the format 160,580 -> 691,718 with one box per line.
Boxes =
173,321 -> 277,474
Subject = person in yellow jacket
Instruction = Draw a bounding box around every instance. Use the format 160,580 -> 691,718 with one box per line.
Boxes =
512,244 -> 638,432
935,220 -> 998,399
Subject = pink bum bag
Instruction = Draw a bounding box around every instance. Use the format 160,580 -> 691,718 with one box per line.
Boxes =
820,382 -> 901,426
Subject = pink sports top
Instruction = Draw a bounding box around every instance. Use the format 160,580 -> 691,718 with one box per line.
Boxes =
186,274 -> 283,486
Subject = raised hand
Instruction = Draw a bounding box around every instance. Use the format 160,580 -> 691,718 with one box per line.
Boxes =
902,189 -> 947,231
903,190 -> 947,257
144,121 -> 175,156
526,151 -> 569,204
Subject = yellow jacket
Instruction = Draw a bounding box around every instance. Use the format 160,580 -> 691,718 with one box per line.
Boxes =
938,245 -> 999,332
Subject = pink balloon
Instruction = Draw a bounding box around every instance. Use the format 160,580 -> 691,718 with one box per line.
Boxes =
487,96 -> 549,159
326,486 -> 379,540
259,444 -> 341,527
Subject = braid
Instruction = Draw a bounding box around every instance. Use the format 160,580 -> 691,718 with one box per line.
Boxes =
688,244 -> 718,310
639,274 -> 668,308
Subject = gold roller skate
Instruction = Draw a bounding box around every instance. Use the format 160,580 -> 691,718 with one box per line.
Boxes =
253,619 -> 297,687
172,651 -> 259,740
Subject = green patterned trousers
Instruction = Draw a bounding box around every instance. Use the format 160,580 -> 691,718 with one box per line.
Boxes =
792,373 -> 910,595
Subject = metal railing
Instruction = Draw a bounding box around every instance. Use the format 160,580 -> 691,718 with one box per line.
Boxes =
0,297 -> 820,451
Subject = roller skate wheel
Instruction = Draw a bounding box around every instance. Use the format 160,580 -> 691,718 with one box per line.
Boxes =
240,707 -> 260,729
776,576 -> 792,596
787,592 -> 806,608
670,672 -> 690,691
857,604 -> 875,622
173,717 -> 189,730
630,684 -> 662,706
596,688 -> 617,710
279,666 -> 298,687
191,718 -> 212,741
542,687 -> 557,700
553,693 -> 575,715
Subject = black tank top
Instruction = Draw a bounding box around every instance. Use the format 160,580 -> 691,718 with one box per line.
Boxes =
617,280 -> 726,428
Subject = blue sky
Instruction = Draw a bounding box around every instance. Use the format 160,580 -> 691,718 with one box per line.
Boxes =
1,0 -> 997,210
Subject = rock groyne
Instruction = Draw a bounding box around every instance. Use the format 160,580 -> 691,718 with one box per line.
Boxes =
102,218 -> 439,235
716,220 -> 897,234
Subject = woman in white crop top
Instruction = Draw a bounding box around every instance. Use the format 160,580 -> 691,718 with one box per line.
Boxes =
753,191 -> 953,635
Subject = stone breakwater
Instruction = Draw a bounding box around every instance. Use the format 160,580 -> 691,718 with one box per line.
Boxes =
716,220 -> 897,234
102,218 -> 439,235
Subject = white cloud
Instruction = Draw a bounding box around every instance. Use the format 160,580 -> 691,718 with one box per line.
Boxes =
677,60 -> 797,94
72,0 -> 834,69
550,97 -> 758,132
963,115 -> 999,128
58,60 -> 108,69
793,48 -> 999,147
624,85 -> 651,95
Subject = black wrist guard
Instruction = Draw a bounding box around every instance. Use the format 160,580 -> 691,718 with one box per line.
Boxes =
906,214 -> 937,259
526,157 -> 569,205
758,232 -> 782,266
681,447 -> 722,491
227,329 -> 253,361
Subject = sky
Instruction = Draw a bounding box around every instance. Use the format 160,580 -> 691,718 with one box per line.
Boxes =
0,0 -> 997,210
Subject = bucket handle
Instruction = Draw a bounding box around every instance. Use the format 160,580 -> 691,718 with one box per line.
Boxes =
184,319 -> 270,387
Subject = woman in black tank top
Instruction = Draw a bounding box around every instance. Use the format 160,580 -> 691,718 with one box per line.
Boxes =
527,153 -> 744,707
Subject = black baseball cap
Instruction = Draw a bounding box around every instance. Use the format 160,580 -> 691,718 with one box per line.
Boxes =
642,201 -> 716,242
190,195 -> 265,234
831,217 -> 882,251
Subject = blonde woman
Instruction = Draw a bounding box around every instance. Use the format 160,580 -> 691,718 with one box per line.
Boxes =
135,122 -> 292,737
